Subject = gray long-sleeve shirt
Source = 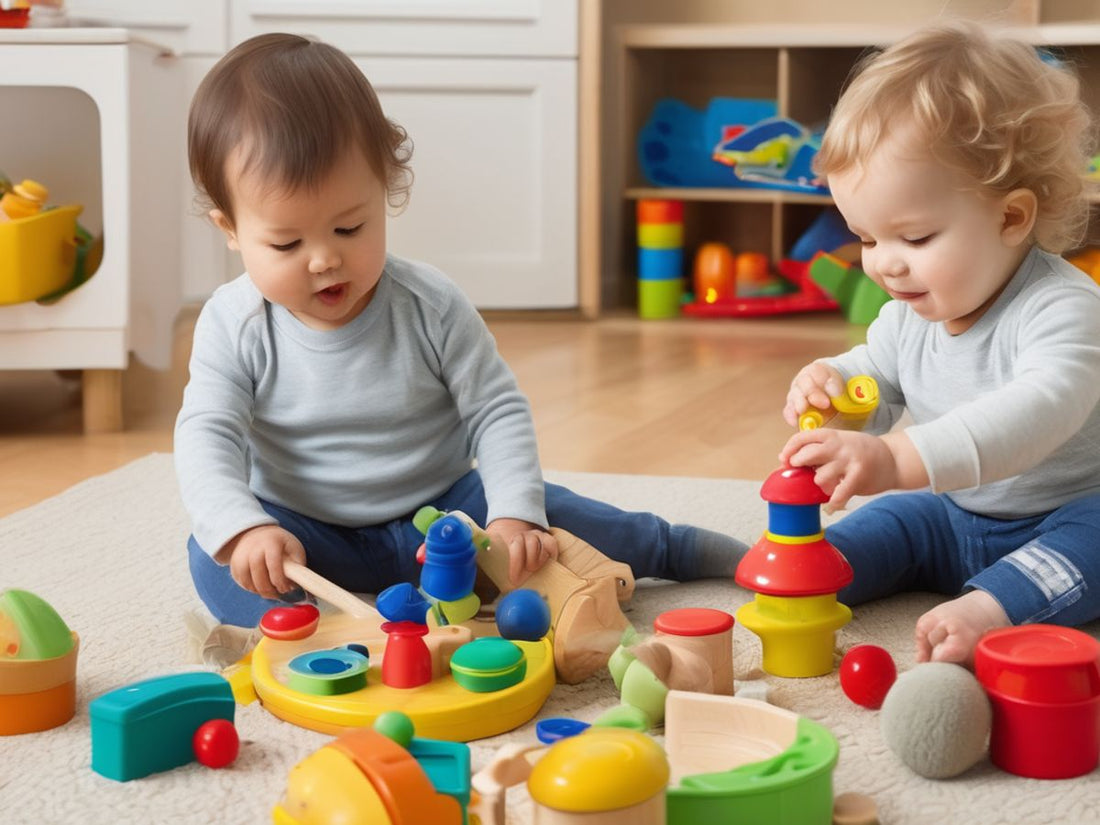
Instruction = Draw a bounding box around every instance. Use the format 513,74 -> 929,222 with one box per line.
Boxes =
175,254 -> 545,557
829,246 -> 1100,518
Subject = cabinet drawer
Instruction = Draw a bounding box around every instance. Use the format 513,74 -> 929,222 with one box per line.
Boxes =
63,0 -> 228,55
231,0 -> 577,58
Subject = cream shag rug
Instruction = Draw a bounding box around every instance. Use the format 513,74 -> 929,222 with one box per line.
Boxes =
1,453 -> 1098,824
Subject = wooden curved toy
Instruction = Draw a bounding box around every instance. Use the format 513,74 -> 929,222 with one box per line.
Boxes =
283,560 -> 383,621
448,512 -> 635,684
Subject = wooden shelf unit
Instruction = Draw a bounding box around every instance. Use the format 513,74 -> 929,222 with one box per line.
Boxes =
601,20 -> 1100,310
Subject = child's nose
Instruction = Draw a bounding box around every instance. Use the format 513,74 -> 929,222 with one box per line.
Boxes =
877,251 -> 907,279
308,246 -> 340,274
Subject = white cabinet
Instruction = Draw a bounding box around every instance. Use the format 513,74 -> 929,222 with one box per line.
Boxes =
360,57 -> 576,308
233,1 -> 580,308
230,0 -> 577,57
0,29 -> 183,431
67,0 -> 581,309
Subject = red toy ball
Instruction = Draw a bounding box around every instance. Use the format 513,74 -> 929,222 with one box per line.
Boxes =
192,718 -> 240,768
839,645 -> 897,709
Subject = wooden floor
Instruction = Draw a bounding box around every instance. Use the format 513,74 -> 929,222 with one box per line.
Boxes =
0,306 -> 861,518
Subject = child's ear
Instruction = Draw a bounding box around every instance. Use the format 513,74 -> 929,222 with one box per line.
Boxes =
999,189 -> 1037,247
209,208 -> 240,252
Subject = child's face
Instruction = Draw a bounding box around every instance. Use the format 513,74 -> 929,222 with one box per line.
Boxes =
828,131 -> 1030,335
211,147 -> 387,330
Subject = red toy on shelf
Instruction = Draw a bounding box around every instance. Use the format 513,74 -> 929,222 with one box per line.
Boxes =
683,257 -> 839,318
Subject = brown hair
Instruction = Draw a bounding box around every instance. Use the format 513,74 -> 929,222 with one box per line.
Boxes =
816,22 -> 1094,253
188,33 -> 412,223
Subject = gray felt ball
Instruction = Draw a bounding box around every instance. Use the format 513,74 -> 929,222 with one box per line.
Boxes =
880,662 -> 992,779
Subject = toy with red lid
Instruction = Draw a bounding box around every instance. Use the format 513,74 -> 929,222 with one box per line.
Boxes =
974,624 -> 1100,779
601,607 -> 736,729
735,466 -> 853,677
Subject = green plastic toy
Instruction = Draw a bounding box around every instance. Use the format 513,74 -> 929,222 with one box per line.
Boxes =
809,252 -> 891,325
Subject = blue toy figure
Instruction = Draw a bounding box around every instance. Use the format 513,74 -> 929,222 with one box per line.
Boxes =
419,515 -> 478,602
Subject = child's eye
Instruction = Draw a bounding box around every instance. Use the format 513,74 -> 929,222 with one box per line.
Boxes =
860,239 -> 876,248
905,234 -> 934,246
271,240 -> 300,252
335,223 -> 364,237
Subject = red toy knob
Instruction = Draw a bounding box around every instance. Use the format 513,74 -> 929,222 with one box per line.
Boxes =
259,603 -> 320,641
839,645 -> 897,709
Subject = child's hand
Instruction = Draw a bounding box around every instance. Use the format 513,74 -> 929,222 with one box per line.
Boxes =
487,518 -> 559,586
783,361 -> 846,428
217,525 -> 307,600
914,590 -> 1010,666
779,429 -> 898,512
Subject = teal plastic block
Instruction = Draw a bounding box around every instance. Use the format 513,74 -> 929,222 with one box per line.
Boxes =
90,672 -> 235,781
409,737 -> 472,815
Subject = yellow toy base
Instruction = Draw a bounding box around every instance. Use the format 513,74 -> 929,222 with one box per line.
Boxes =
737,594 -> 851,678
250,613 -> 556,741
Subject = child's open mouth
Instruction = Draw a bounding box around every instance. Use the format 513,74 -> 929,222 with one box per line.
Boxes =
316,283 -> 347,305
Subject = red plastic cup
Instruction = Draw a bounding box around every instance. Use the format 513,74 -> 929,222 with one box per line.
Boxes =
975,625 -> 1100,779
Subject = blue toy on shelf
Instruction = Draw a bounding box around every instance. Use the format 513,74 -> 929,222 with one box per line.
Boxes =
637,98 -> 827,194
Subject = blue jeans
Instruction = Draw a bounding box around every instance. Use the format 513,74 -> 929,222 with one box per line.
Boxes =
189,469 -> 705,626
826,491 -> 1100,627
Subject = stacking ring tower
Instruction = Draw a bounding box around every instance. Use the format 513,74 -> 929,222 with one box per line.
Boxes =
735,466 -> 853,677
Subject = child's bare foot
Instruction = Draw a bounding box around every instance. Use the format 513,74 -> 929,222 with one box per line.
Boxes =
914,590 -> 1010,666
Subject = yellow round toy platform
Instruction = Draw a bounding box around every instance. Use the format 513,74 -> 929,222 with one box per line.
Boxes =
250,612 -> 555,741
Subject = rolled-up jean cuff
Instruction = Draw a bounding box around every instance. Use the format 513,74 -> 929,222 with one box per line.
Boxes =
966,560 -> 1074,626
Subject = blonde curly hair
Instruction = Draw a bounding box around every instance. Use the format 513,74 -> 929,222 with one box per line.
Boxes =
815,22 -> 1095,253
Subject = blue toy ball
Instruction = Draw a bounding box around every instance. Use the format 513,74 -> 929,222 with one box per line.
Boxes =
495,589 -> 551,642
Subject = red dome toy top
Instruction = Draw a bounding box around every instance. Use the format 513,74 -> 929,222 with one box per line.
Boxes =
735,535 -> 853,596
760,466 -> 829,505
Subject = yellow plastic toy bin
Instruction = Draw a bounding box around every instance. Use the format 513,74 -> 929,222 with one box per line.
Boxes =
0,204 -> 84,305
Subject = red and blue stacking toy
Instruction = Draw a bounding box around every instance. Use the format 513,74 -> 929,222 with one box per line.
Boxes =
636,199 -> 684,319
735,466 -> 853,677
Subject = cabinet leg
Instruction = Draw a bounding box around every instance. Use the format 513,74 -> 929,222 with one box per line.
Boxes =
82,369 -> 124,433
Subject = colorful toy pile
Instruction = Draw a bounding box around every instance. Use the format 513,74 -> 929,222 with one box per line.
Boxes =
636,199 -> 685,319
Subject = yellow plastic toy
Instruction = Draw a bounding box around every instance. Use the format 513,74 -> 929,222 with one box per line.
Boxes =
734,467 -> 854,678
245,508 -> 631,741
736,593 -> 851,678
273,724 -> 465,825
528,727 -> 670,823
249,610 -> 555,741
0,204 -> 84,305
798,375 -> 879,431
